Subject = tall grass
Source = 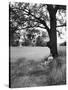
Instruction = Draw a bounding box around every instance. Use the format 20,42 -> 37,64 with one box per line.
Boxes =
10,46 -> 66,88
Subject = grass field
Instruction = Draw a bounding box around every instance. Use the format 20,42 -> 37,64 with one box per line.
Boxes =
10,47 -> 50,62
10,46 -> 66,88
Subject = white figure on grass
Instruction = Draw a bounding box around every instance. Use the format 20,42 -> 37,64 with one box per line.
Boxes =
44,54 -> 53,65
40,53 -> 54,66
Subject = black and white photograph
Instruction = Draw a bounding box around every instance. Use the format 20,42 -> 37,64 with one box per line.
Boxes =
9,1 -> 66,88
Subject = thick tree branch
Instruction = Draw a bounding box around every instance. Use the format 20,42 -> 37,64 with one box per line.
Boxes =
56,23 -> 66,27
17,23 -> 46,30
10,6 -> 50,33
56,5 -> 66,10
14,6 -> 49,28
56,30 -> 63,34
37,25 -> 45,29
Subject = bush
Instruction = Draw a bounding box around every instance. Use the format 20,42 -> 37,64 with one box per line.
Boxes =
12,40 -> 19,46
24,39 -> 31,46
36,36 -> 47,46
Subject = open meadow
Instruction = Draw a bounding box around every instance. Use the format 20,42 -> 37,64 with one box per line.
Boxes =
10,47 -> 50,62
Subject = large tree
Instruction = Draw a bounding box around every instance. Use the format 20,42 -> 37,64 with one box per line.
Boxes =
9,2 -> 66,57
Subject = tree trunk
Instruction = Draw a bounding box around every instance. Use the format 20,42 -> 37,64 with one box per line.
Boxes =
47,7 -> 58,57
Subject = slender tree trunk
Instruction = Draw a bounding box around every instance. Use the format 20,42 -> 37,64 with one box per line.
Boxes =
47,8 -> 58,57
